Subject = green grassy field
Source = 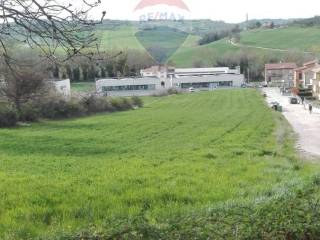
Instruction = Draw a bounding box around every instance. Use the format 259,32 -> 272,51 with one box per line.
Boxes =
168,39 -> 238,66
135,27 -> 189,63
96,26 -> 145,51
0,89 -> 318,239
239,27 -> 320,52
169,27 -> 320,67
71,82 -> 96,93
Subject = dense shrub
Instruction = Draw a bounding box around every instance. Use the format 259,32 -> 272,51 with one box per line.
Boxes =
131,96 -> 144,108
153,88 -> 181,97
0,95 -> 144,128
110,97 -> 133,111
19,102 -> 40,122
38,98 -> 86,119
81,95 -> 115,113
0,105 -> 18,127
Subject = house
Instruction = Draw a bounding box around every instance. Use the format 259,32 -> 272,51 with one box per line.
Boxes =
140,66 -> 169,79
312,67 -> 320,99
293,66 -> 307,88
294,59 -> 319,88
265,63 -> 297,87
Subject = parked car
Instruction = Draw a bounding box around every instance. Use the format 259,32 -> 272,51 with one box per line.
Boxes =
189,87 -> 195,93
289,97 -> 298,104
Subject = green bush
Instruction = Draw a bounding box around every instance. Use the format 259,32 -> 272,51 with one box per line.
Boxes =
131,96 -> 144,108
38,98 -> 86,119
153,88 -> 181,97
110,97 -> 134,111
1,95 -> 143,125
0,105 -> 18,127
19,102 -> 40,122
81,95 -> 115,113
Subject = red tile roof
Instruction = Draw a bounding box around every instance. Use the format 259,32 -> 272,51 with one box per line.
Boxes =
265,63 -> 297,70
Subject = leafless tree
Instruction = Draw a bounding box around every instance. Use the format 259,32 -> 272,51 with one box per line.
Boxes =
0,69 -> 46,112
0,0 -> 105,68
0,0 -> 105,113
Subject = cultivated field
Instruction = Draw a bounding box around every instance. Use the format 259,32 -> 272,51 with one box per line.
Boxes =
169,27 -> 320,67
239,27 -> 320,52
0,89 -> 318,239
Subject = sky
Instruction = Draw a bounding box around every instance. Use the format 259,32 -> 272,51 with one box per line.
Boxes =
89,0 -> 320,23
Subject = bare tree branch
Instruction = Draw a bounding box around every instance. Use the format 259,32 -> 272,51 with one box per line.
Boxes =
0,0 -> 105,66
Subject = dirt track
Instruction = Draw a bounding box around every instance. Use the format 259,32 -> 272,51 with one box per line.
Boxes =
263,88 -> 320,158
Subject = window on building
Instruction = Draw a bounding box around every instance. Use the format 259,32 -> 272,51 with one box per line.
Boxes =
102,84 -> 156,92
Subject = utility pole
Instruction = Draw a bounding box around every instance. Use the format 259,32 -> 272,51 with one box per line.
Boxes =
245,13 -> 249,31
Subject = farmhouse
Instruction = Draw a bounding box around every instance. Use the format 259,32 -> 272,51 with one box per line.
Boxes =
294,66 -> 308,88
140,66 -> 169,79
96,67 -> 245,96
265,63 -> 297,87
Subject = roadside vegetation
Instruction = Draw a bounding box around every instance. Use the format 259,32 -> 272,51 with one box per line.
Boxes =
0,89 -> 319,239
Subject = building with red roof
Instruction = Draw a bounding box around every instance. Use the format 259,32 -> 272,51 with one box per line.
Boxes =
265,63 -> 297,87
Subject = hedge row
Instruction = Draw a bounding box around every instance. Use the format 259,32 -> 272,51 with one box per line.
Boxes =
0,96 -> 143,127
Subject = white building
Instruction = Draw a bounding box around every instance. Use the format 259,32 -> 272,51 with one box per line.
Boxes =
173,67 -> 241,77
141,66 -> 241,79
96,70 -> 244,97
51,79 -> 71,97
173,74 -> 244,89
140,66 -> 169,79
96,77 -> 163,97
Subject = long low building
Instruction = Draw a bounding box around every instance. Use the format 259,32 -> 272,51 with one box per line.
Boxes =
173,75 -> 244,89
141,66 -> 241,78
96,77 -> 162,97
96,73 -> 245,96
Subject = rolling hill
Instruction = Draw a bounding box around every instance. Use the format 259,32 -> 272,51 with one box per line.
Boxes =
169,26 -> 320,67
239,27 -> 320,52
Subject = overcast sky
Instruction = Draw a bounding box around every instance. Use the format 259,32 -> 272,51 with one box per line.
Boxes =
90,0 -> 319,23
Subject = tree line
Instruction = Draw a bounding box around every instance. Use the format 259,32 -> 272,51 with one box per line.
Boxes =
52,50 -> 155,82
198,25 -> 241,45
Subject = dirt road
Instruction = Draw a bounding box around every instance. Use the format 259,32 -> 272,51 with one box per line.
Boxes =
228,40 -> 312,54
264,88 -> 320,157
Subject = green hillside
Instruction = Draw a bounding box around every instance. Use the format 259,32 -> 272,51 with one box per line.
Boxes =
135,26 -> 189,63
169,27 -> 320,67
168,40 -> 238,67
96,26 -> 145,51
239,27 -> 320,52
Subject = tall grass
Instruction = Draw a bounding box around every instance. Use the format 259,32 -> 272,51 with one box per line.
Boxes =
0,89 -> 318,239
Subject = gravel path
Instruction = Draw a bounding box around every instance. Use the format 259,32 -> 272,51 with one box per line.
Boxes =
263,88 -> 320,157
228,40 -> 312,54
